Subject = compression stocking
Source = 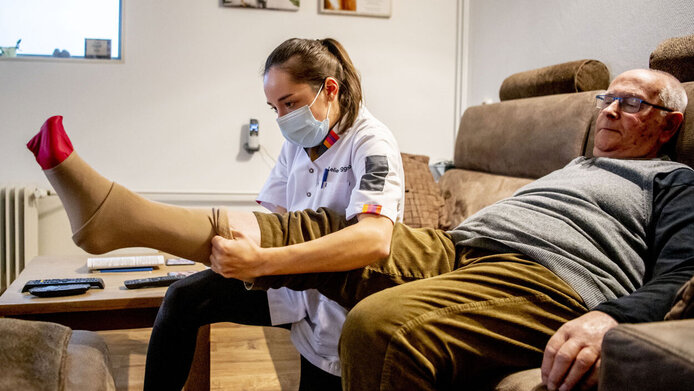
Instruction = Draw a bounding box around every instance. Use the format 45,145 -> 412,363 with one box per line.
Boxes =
27,116 -> 231,263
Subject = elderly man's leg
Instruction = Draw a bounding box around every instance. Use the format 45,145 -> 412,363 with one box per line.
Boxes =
339,250 -> 588,391
27,116 -> 254,262
251,210 -> 458,309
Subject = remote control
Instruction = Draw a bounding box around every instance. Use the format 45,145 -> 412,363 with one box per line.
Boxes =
22,278 -> 105,292
124,275 -> 186,289
166,258 -> 196,266
28,284 -> 91,297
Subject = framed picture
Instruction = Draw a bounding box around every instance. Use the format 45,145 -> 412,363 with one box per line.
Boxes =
222,0 -> 299,11
319,0 -> 391,18
85,39 -> 112,59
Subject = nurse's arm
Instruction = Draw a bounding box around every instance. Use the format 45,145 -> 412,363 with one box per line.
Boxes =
209,214 -> 393,280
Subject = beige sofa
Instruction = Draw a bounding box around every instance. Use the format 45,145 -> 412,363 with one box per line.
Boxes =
0,317 -> 116,391
429,36 -> 694,390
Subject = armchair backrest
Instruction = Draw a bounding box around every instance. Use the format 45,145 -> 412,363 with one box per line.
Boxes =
440,90 -> 598,224
453,90 -> 597,179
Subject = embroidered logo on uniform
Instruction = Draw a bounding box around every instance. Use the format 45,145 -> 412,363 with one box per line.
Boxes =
359,155 -> 388,191
362,204 -> 383,214
323,130 -> 340,149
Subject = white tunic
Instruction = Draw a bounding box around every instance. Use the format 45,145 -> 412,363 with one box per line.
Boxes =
257,106 -> 404,376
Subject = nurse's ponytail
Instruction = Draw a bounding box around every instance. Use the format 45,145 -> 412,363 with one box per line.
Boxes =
264,38 -> 363,133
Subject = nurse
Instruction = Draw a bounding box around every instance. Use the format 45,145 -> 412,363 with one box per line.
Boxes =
241,37 -> 404,389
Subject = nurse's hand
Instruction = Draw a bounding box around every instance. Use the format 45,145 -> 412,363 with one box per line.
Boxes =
209,233 -> 266,281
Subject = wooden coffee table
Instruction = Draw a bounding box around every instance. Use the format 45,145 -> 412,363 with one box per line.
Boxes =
0,254 -> 211,390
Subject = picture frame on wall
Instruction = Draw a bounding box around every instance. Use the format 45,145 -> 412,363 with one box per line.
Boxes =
319,0 -> 391,18
222,0 -> 299,11
85,38 -> 112,59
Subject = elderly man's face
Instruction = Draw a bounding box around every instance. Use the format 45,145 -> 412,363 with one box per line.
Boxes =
593,70 -> 677,159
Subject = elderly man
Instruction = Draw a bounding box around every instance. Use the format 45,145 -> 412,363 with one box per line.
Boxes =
209,68 -> 693,391
27,69 -> 693,391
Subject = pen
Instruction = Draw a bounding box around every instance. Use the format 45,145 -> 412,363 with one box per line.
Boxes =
321,168 -> 328,189
99,267 -> 154,273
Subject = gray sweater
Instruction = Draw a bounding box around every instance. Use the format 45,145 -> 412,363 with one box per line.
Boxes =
448,156 -> 692,309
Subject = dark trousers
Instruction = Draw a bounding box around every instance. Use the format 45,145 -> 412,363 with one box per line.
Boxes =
144,269 -> 341,390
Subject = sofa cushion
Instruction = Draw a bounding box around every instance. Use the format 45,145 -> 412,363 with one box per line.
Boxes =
439,169 -> 532,225
493,368 -> 546,391
401,153 -> 450,229
649,34 -> 694,82
599,319 -> 694,391
455,90 -> 597,179
65,330 -> 116,391
0,318 -> 72,391
499,60 -> 609,101
0,318 -> 115,391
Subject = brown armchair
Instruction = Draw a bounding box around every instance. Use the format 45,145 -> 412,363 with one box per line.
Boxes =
435,35 -> 694,390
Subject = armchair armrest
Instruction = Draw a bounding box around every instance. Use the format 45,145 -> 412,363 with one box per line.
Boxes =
599,319 -> 694,390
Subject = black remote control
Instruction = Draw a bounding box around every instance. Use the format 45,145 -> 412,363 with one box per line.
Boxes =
22,278 -> 105,292
124,275 -> 185,289
28,284 -> 91,297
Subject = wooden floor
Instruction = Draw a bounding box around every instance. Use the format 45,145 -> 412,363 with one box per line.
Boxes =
98,323 -> 301,391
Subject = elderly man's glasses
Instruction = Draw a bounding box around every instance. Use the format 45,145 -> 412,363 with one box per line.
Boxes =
596,94 -> 674,114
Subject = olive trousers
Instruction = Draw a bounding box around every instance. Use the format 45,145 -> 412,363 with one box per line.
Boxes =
252,208 -> 588,391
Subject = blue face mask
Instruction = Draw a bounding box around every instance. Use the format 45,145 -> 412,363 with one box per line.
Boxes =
277,84 -> 331,148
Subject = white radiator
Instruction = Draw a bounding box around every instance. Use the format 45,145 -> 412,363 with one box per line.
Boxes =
0,186 -> 44,293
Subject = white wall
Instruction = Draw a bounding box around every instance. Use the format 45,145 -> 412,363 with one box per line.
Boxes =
465,0 -> 694,106
0,0 -> 459,195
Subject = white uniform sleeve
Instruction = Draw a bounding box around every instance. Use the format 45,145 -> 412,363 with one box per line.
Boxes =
257,142 -> 290,213
346,131 -> 404,222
